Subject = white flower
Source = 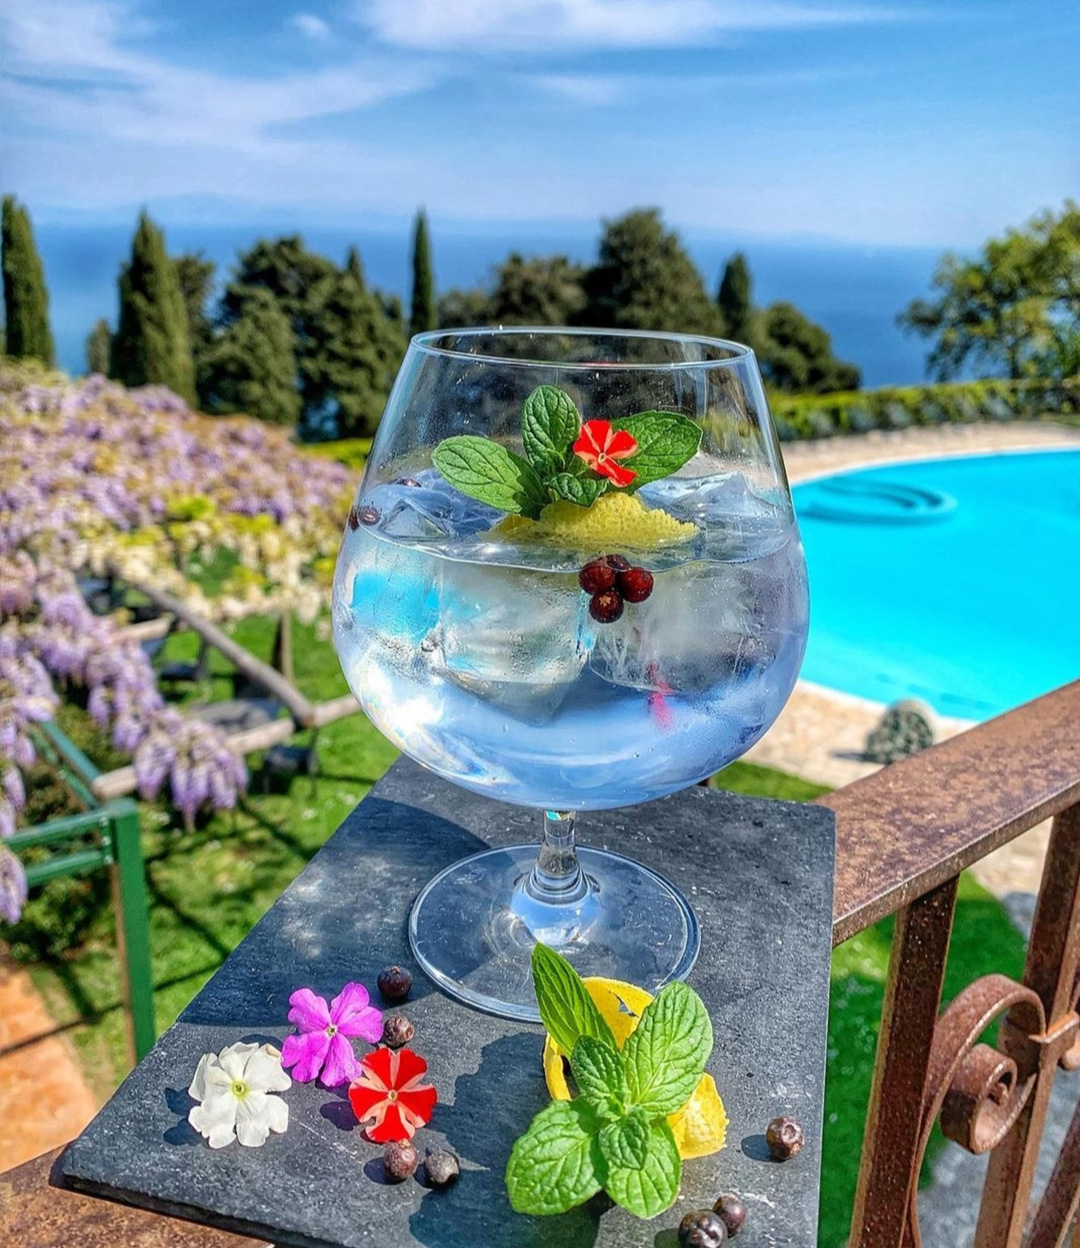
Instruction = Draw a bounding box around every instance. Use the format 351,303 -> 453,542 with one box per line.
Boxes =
187,1041 -> 291,1148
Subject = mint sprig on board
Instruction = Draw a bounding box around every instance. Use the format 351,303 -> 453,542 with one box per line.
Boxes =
505,943 -> 713,1220
432,385 -> 702,521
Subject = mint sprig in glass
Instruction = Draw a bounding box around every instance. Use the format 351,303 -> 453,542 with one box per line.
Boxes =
331,328 -> 808,1018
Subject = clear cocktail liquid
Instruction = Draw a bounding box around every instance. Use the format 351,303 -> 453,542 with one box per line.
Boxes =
332,472 -> 808,810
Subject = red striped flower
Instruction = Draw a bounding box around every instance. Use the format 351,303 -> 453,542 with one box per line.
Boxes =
572,419 -> 639,488
348,1046 -> 437,1142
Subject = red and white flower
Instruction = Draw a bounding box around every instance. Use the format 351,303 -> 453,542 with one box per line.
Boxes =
348,1046 -> 437,1142
572,419 -> 639,487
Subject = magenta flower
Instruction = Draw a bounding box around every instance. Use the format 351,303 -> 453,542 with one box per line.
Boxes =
280,983 -> 383,1086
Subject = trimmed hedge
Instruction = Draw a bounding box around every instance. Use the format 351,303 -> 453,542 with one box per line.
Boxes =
303,436 -> 372,470
769,376 -> 1080,442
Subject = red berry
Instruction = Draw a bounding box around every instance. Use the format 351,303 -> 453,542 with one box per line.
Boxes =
619,567 -> 654,603
377,965 -> 412,1002
604,554 -> 631,572
579,559 -> 616,595
589,590 -> 624,624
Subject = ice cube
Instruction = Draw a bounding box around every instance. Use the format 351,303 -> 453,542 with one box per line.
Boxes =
431,560 -> 595,721
639,474 -> 790,560
365,472 -> 501,541
589,559 -> 763,694
333,525 -> 440,651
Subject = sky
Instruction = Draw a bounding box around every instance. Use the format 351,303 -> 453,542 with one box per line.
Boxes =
2,0 -> 1078,250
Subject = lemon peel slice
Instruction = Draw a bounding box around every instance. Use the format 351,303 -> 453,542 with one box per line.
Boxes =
496,492 -> 697,551
541,976 -> 727,1161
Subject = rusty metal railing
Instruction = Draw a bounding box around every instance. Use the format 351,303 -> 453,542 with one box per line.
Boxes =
3,681 -> 1080,1245
820,679 -> 1080,1246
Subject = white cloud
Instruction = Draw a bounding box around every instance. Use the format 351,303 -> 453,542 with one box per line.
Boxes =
1,0 -> 433,155
361,0 -> 905,54
529,75 -> 631,106
288,12 -> 332,40
529,65 -> 863,105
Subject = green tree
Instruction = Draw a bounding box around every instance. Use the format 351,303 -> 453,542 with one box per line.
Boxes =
200,287 -> 300,425
302,247 -> 406,438
221,234 -> 335,347
717,252 -> 755,346
438,285 -> 494,327
758,301 -> 860,393
488,253 -> 587,325
174,252 -> 216,396
899,202 -> 1080,380
409,209 -> 436,336
110,211 -> 196,403
1,196 -> 55,365
85,319 -> 112,374
583,208 -> 723,336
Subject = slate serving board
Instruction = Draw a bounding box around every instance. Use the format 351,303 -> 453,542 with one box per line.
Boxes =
60,758 -> 835,1247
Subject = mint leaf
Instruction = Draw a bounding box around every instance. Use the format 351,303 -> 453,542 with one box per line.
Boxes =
532,943 -> 617,1057
598,1109 -> 650,1171
548,472 -> 607,508
603,1118 -> 682,1219
623,981 -> 712,1117
505,1099 -> 602,1215
572,1035 -> 629,1118
609,412 -> 702,491
522,385 -> 581,476
432,436 -> 548,519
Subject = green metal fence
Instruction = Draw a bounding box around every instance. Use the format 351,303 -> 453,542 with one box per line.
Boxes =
7,721 -> 155,1063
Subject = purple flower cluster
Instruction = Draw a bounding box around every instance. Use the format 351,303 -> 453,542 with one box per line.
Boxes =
0,560 -> 249,917
134,707 -> 247,826
0,362 -> 360,922
0,368 -> 351,569
0,848 -> 27,925
0,623 -> 59,838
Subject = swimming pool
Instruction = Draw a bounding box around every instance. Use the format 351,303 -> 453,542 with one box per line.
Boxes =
791,448 -> 1080,720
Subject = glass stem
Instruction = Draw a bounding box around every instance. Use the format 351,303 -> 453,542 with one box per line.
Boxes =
526,810 -> 589,906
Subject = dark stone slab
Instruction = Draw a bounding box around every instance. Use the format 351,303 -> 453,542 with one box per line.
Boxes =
60,759 -> 835,1248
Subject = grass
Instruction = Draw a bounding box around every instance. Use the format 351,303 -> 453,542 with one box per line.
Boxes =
21,618 -> 1027,1246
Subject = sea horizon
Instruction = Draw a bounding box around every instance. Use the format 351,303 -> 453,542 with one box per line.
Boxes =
35,220 -> 946,390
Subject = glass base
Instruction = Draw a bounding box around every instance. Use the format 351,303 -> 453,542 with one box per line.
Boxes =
408,844 -> 700,1021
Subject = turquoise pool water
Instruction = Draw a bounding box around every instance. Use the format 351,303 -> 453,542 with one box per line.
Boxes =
791,448 -> 1080,720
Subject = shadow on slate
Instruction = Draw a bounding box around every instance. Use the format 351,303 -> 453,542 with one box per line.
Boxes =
58,757 -> 835,1248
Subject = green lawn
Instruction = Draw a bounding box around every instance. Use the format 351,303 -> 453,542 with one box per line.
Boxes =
22,616 -> 1027,1246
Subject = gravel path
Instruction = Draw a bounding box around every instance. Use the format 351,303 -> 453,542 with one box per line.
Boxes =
0,954 -> 99,1169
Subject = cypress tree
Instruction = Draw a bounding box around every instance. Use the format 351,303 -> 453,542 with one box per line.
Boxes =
110,211 -> 196,403
174,252 -> 216,399
85,319 -> 112,374
409,209 -> 436,336
200,287 -> 300,425
304,251 -> 406,438
1,196 -> 55,365
717,252 -> 755,346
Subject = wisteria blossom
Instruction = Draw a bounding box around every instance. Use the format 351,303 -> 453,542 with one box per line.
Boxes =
0,361 -> 356,922
188,1041 -> 291,1148
280,982 -> 383,1086
0,849 -> 27,924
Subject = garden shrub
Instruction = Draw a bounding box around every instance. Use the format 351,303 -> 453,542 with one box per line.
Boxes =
883,402 -> 912,430
847,405 -> 876,433
807,410 -> 836,439
768,373 -> 1079,441
8,760 -> 113,962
